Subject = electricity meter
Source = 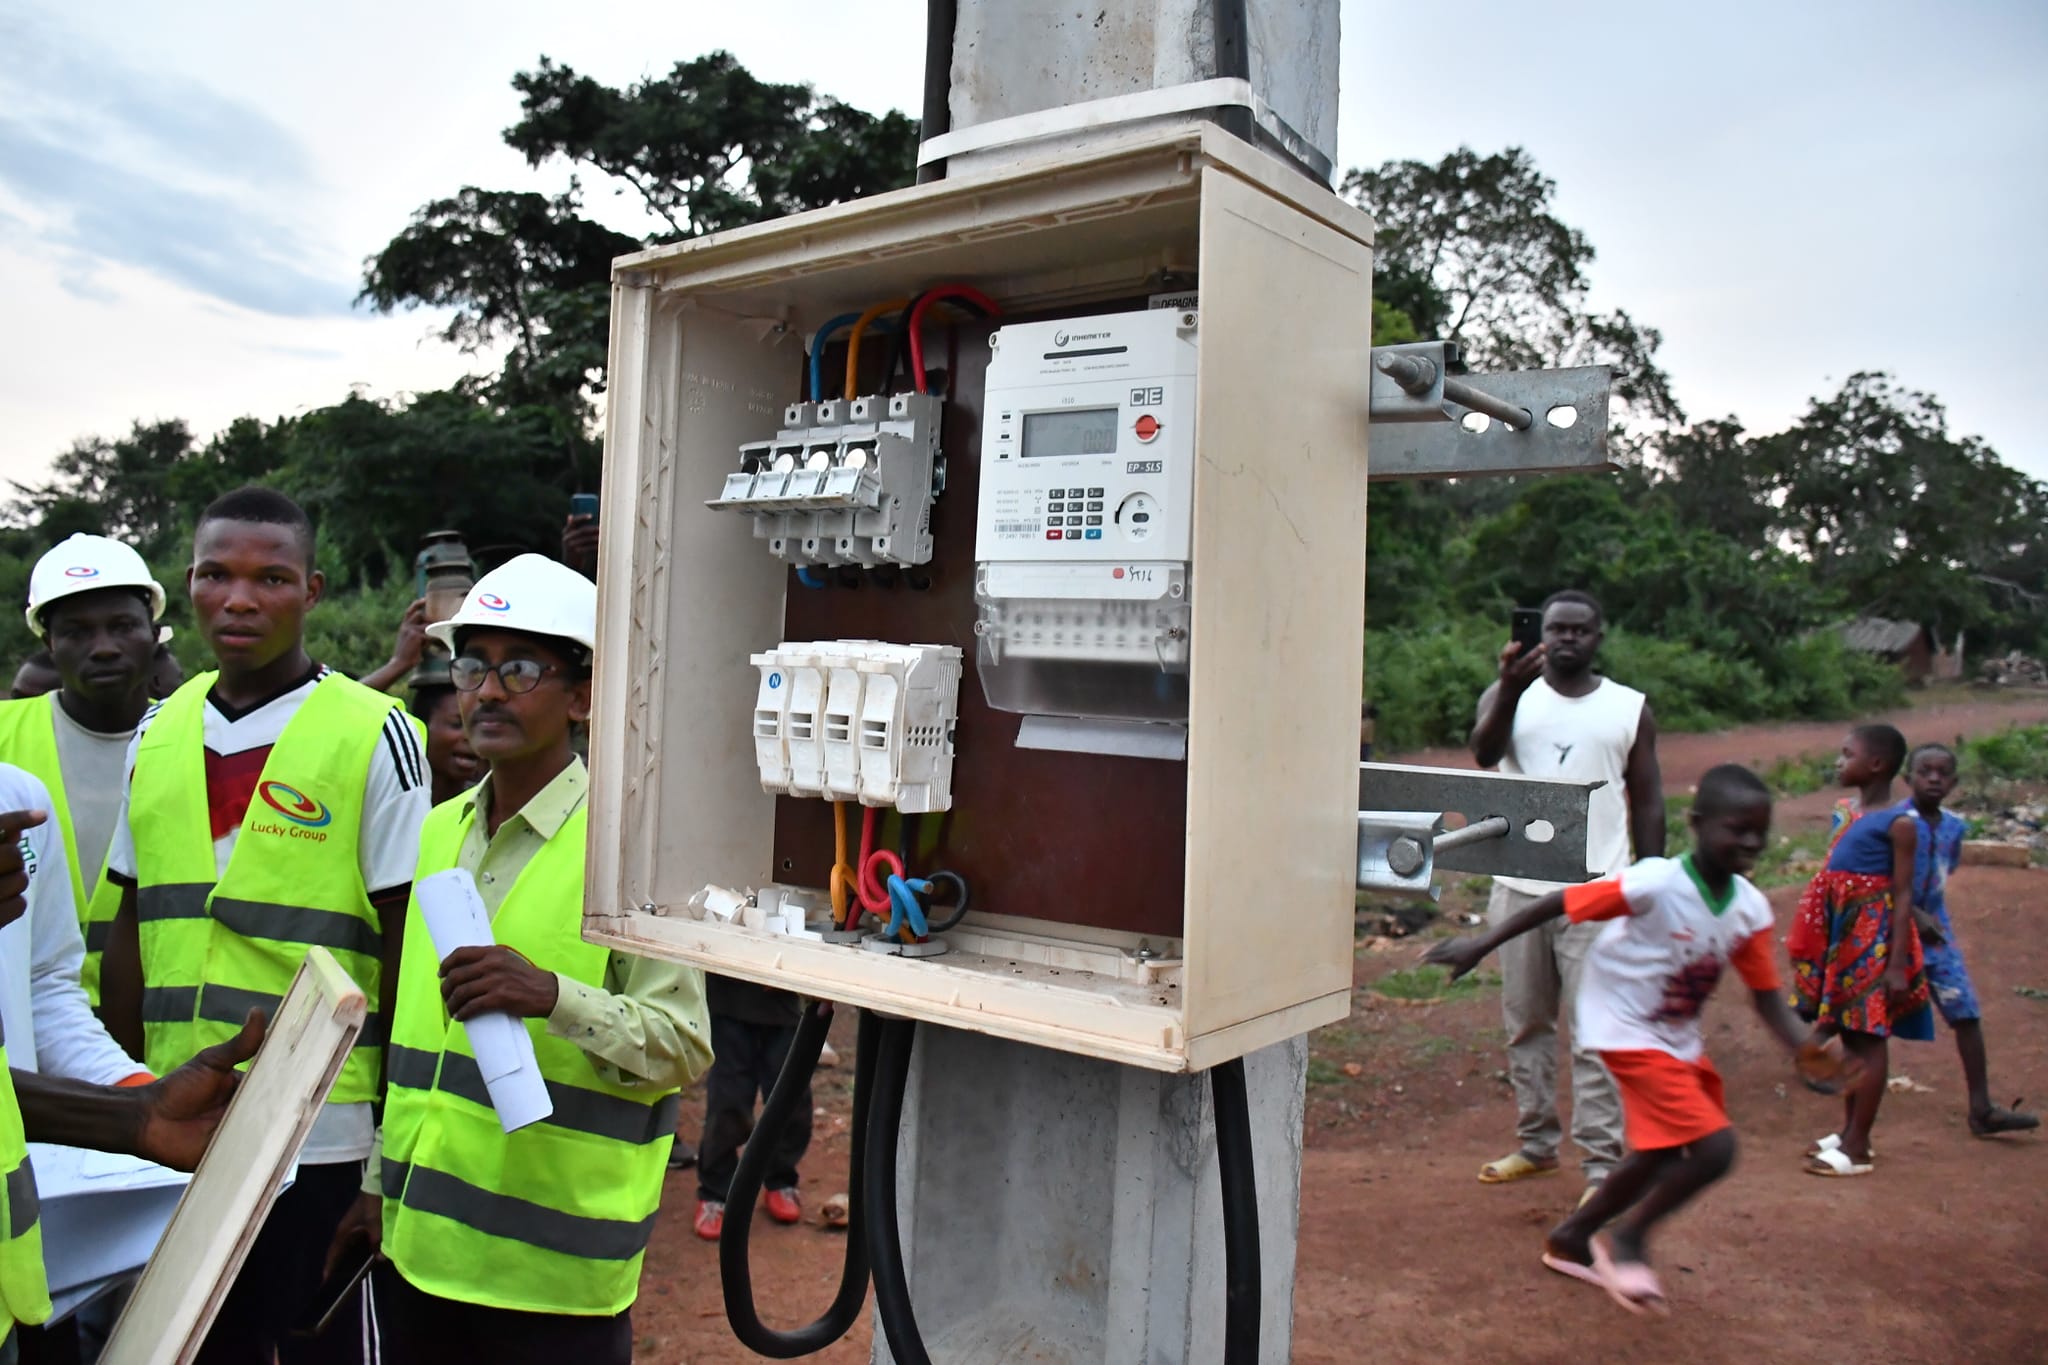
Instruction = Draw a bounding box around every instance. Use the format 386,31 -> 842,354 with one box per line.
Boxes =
972,308 -> 1199,731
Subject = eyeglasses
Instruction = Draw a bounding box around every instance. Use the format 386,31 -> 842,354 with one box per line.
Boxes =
450,657 -> 564,694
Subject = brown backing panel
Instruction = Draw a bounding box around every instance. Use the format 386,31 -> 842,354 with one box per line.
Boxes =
771,312 -> 1188,939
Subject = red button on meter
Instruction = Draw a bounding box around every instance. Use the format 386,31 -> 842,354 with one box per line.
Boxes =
1133,414 -> 1161,442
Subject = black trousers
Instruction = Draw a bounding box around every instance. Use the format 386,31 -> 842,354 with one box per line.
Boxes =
374,1264 -> 630,1365
696,1015 -> 812,1201
196,1161 -> 368,1365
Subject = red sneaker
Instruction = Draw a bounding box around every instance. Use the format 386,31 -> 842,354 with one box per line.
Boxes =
764,1187 -> 802,1225
693,1199 -> 724,1241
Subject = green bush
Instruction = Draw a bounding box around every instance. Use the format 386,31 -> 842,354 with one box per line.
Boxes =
1958,724 -> 2048,782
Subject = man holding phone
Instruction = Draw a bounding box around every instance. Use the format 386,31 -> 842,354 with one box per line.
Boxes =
1468,590 -> 1664,1199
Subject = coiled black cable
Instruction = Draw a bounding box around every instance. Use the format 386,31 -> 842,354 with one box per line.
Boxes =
720,1002 -> 877,1357
1210,1055 -> 1261,1364
863,1015 -> 932,1365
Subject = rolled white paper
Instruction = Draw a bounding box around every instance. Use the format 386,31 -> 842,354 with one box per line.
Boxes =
414,868 -> 555,1133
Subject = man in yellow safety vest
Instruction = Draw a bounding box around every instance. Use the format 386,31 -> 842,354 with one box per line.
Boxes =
325,553 -> 711,1363
100,487 -> 428,1361
0,534 -> 166,1005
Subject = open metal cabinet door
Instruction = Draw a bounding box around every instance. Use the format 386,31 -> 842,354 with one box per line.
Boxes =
100,948 -> 367,1365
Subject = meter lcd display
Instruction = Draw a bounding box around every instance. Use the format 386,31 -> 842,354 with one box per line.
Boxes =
1021,407 -> 1119,458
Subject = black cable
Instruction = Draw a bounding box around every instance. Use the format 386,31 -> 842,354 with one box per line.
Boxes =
918,0 -> 957,185
921,871 -> 970,933
864,1016 -> 932,1365
1211,1056 -> 1261,1365
720,1003 -> 877,1357
1211,0 -> 1255,145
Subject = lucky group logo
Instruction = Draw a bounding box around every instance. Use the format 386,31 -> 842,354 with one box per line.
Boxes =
62,566 -> 100,578
477,593 -> 512,613
258,780 -> 333,829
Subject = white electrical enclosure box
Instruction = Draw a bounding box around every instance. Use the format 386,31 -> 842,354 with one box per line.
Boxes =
587,126 -> 1373,1072
973,308 -> 1200,722
750,640 -> 962,812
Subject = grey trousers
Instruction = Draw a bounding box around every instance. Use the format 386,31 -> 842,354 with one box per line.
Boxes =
1488,882 -> 1625,1181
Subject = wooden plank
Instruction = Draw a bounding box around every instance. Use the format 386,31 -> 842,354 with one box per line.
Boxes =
100,948 -> 366,1365
1179,166 -> 1373,1044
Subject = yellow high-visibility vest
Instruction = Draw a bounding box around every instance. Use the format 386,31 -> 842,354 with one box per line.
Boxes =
381,798 -> 677,1316
0,694 -> 128,1004
127,673 -> 399,1099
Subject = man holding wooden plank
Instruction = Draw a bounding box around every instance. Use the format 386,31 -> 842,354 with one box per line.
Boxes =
322,554 -> 711,1362
0,805 -> 263,1362
98,488 -> 429,1362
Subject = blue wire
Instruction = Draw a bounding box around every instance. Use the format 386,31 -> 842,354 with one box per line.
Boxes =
808,313 -> 866,401
795,566 -> 826,590
884,875 -> 931,939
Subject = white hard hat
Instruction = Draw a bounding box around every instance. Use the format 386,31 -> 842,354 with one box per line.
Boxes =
424,554 -> 596,657
27,534 -> 167,638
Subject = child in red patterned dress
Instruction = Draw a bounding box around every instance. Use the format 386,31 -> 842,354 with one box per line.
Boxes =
1426,765 -> 1851,1315
1787,723 -> 1934,1175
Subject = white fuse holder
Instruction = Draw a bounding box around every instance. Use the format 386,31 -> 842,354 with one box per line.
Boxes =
748,641 -> 961,812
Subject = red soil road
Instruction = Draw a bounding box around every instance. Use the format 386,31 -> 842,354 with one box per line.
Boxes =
1389,691 -> 2048,795
630,703 -> 2048,1362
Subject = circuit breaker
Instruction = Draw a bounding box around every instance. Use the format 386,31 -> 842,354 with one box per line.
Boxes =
707,392 -> 945,568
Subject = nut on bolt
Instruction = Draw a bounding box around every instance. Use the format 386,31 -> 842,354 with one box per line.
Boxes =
1386,835 -> 1427,878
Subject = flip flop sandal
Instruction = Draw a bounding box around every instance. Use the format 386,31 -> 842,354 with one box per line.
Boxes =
1809,1133 -> 1878,1159
1478,1152 -> 1561,1184
1541,1251 -> 1605,1290
1589,1238 -> 1669,1317
1969,1102 -> 2041,1138
1803,1146 -> 1874,1177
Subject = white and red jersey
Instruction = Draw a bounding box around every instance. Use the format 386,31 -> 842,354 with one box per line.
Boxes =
1565,855 -> 1779,1062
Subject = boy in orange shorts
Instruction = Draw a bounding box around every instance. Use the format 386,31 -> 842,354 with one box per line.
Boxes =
1426,764 -> 1851,1315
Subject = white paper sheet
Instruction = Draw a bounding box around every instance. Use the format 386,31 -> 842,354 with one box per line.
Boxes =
414,868 -> 554,1132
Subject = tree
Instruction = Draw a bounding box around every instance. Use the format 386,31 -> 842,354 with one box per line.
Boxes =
12,420 -> 197,559
1343,147 -> 1681,425
362,52 -> 919,416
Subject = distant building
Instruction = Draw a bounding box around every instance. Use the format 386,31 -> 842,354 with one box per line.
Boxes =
1838,617 -> 1963,683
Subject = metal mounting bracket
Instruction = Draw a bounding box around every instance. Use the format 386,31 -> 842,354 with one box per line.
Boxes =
1357,763 -> 1604,886
1365,342 -> 1617,481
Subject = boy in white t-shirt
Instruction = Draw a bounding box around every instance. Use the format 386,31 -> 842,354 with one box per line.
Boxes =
1426,764 -> 1853,1316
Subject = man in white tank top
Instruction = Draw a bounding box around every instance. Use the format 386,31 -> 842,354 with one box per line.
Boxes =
1469,591 -> 1664,1196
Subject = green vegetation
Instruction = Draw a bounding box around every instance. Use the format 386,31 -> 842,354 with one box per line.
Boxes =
1958,724 -> 2048,783
1370,964 -> 1500,1004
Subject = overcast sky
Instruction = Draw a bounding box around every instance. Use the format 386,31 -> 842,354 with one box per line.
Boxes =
2,0 -> 2042,491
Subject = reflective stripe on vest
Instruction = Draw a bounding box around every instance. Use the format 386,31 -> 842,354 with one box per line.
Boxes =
380,797 -> 677,1316
0,1024 -> 52,1337
127,672 -> 401,1100
0,695 -> 126,1005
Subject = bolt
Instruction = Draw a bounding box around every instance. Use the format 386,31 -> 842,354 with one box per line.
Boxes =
1386,835 -> 1427,878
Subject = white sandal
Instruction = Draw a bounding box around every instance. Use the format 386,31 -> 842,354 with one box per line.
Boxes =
1804,1145 -> 1874,1177
1808,1132 -> 1878,1159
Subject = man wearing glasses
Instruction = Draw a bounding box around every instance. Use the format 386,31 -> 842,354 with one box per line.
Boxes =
326,554 -> 711,1362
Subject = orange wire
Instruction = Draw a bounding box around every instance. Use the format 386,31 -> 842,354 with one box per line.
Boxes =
844,297 -> 911,400
829,801 -> 857,929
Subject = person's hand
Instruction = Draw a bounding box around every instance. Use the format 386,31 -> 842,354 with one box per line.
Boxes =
388,599 -> 428,671
1882,959 -> 1914,1013
439,946 -> 559,1021
1497,640 -> 1546,694
0,809 -> 47,930
1912,909 -> 1946,947
323,1191 -> 383,1280
136,1008 -> 267,1171
562,515 -> 599,579
1795,1034 -> 1862,1095
1420,936 -> 1488,983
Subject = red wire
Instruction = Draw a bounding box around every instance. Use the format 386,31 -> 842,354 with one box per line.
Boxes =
856,807 -> 898,915
908,285 -> 1001,394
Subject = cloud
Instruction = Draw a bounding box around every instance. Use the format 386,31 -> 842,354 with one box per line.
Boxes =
0,9 -> 355,317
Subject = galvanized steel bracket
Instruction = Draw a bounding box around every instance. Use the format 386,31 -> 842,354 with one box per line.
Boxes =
1357,764 -> 1605,885
1365,344 -> 1618,481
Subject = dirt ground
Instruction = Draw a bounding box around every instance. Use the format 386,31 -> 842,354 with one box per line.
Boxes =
631,696 -> 2048,1363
